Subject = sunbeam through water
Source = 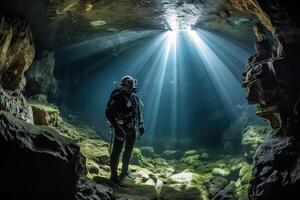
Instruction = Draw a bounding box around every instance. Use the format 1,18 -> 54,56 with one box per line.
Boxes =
56,28 -> 254,150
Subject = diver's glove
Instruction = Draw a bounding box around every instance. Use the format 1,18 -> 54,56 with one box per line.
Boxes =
138,123 -> 145,136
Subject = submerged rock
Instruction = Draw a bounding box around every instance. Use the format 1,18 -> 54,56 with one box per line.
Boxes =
160,185 -> 203,200
184,149 -> 199,157
130,148 -> 144,166
161,149 -> 182,160
212,168 -> 231,177
0,111 -> 85,199
139,146 -> 156,158
169,172 -> 193,183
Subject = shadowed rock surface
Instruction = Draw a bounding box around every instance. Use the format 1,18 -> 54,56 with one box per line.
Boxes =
0,111 -> 84,200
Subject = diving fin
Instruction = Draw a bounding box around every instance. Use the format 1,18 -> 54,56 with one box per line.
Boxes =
126,171 -> 136,180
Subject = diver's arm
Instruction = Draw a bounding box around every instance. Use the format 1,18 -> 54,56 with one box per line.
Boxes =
136,95 -> 145,135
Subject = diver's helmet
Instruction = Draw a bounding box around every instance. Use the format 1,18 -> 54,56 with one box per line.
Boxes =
119,75 -> 138,89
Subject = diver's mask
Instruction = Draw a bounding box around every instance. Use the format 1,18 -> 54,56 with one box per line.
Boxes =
114,75 -> 138,92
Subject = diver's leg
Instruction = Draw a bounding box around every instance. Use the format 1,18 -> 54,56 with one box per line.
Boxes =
110,133 -> 124,180
120,130 -> 136,178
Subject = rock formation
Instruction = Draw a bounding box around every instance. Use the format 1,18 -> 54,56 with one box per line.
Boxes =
0,16 -> 35,123
0,16 -> 35,92
0,111 -> 85,200
0,85 -> 33,123
239,1 -> 300,199
25,51 -> 58,102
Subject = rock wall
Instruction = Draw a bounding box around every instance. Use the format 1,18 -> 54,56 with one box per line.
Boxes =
25,51 -> 58,102
237,1 -> 300,199
0,16 -> 35,91
0,16 -> 35,123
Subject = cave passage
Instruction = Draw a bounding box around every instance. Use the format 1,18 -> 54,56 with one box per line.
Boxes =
56,28 -> 255,149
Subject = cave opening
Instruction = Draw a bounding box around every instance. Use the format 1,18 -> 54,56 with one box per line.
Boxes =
55,28 -> 260,152
1,1 -> 300,200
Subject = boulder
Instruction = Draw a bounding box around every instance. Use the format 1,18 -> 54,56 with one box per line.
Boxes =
169,172 -> 193,183
184,149 -> 198,157
28,100 -> 60,126
0,111 -> 85,199
212,168 -> 231,177
139,146 -> 156,158
161,149 -> 182,160
200,152 -> 210,159
160,185 -> 202,200
130,148 -> 143,166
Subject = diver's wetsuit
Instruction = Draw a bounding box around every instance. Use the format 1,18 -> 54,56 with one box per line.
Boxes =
106,88 -> 143,180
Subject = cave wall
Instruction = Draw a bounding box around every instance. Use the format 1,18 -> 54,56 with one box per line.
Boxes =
235,0 -> 300,199
0,16 -> 35,123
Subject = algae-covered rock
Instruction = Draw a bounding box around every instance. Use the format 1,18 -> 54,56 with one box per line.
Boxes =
161,149 -> 182,160
80,139 -> 110,165
180,154 -> 203,168
160,185 -> 203,200
139,146 -> 156,158
130,148 -> 143,166
184,150 -> 198,157
241,171 -> 252,185
239,163 -> 252,178
200,152 -> 210,159
212,168 -> 231,177
169,172 -> 193,183
241,125 -> 270,162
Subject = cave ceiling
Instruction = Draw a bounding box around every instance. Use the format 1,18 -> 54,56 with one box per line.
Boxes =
0,0 -> 257,50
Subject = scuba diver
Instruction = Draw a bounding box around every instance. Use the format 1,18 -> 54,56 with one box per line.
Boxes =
105,75 -> 145,187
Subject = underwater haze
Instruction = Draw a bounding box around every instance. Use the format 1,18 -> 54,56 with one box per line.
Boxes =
56,28 -> 259,151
